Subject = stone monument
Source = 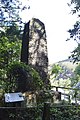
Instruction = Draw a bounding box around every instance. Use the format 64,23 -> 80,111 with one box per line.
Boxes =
21,18 -> 49,87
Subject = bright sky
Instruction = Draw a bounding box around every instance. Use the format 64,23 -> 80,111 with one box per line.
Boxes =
20,0 -> 78,64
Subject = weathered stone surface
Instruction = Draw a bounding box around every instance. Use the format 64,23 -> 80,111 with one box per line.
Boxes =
21,21 -> 29,64
29,18 -> 49,84
21,18 -> 49,87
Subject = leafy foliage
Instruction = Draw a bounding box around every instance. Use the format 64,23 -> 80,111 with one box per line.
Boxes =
50,63 -> 74,80
68,0 -> 80,13
67,21 -> 80,41
51,64 -> 62,77
0,0 -> 28,26
0,24 -> 22,97
69,44 -> 80,63
7,61 -> 43,92
67,0 -> 80,63
70,63 -> 80,86
50,105 -> 80,120
1,104 -> 80,120
0,24 -> 21,69
74,63 -> 80,75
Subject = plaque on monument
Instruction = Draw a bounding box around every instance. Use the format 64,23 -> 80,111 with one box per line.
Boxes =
5,92 -> 24,103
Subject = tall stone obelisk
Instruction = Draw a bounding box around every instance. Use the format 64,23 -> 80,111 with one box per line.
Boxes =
21,18 -> 49,87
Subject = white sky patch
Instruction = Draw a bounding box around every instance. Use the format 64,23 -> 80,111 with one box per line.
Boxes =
20,0 -> 78,64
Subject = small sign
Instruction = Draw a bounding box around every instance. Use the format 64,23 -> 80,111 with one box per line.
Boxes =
5,92 -> 24,103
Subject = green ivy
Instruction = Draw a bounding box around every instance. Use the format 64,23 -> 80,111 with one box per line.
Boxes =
7,61 -> 43,92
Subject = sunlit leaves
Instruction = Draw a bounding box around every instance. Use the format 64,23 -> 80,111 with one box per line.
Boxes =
0,24 -> 22,93
51,64 -> 62,75
0,24 -> 21,67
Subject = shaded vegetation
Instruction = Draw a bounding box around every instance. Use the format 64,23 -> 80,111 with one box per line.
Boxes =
0,105 -> 80,120
7,61 -> 43,92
